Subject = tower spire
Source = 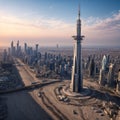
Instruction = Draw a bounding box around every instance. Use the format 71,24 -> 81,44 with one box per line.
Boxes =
78,4 -> 80,19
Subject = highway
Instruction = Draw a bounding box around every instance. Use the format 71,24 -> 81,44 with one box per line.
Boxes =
14,58 -> 39,85
1,58 -> 53,120
0,80 -> 61,94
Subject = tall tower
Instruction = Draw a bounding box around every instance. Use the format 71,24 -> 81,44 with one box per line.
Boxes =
17,40 -> 19,55
17,40 -> 19,51
70,7 -> 84,92
24,43 -> 27,53
11,41 -> 14,55
36,44 -> 39,53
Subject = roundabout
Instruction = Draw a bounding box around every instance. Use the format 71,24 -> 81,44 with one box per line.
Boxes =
63,84 -> 93,99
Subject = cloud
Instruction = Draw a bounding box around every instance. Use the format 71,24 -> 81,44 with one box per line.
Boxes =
94,13 -> 120,31
82,10 -> 120,46
83,10 -> 120,31
0,11 -> 73,29
0,12 -> 75,47
0,10 -> 120,47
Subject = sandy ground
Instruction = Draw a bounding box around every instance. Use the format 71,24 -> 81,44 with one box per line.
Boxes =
37,82 -> 110,120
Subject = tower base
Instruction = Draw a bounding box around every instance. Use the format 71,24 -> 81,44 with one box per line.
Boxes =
63,84 -> 91,98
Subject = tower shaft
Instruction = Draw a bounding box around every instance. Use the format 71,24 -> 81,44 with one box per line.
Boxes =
70,7 -> 84,92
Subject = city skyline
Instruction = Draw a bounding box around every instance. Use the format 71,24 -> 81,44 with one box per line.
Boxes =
0,0 -> 120,47
0,2 -> 120,119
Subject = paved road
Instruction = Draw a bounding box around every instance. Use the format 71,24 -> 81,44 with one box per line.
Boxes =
2,58 -> 52,120
14,58 -> 39,85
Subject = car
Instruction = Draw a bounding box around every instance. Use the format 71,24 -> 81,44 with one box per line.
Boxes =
31,82 -> 37,85
38,92 -> 41,97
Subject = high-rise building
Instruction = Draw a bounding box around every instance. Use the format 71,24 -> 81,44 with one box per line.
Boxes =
2,49 -> 7,62
17,40 -> 19,52
99,68 -> 105,85
102,55 -> 107,71
89,58 -> 95,77
116,69 -> 120,93
11,41 -> 14,55
36,44 -> 39,56
107,63 -> 115,87
70,7 -> 84,92
86,55 -> 91,69
107,54 -> 110,64
13,46 -> 16,56
118,69 -> 120,81
8,48 -> 10,56
24,43 -> 27,53
99,55 -> 107,85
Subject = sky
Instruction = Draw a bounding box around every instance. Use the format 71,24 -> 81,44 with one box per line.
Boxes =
0,0 -> 120,47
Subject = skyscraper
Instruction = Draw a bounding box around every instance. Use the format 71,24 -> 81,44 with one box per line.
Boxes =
24,43 -> 27,53
99,55 -> 107,85
118,69 -> 120,81
89,58 -> 95,77
70,7 -> 84,92
107,63 -> 115,87
2,49 -> 7,62
36,44 -> 38,54
102,55 -> 107,71
116,69 -> 120,93
11,41 -> 14,55
17,40 -> 19,51
99,68 -> 105,85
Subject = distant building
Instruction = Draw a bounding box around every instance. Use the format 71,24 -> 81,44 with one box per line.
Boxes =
11,41 -> 14,56
99,69 -> 105,85
106,54 -> 110,64
2,49 -> 7,62
116,69 -> 120,93
8,47 -> 10,56
99,55 -> 108,86
102,55 -> 107,71
24,43 -> 27,53
89,58 -> 95,77
86,55 -> 91,69
107,63 -> 115,87
56,44 -> 59,49
28,47 -> 33,56
13,46 -> 16,56
17,40 -> 19,54
35,44 -> 39,57
36,44 -> 38,53
118,69 -> 120,81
